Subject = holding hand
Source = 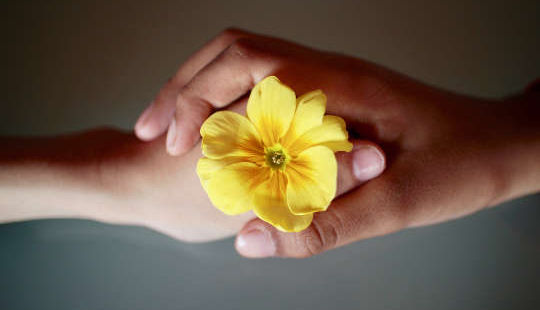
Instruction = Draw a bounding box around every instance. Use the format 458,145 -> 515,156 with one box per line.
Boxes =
134,28 -> 540,258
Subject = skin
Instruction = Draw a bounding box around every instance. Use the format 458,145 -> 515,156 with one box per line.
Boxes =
0,132 -> 258,242
0,125 -> 383,242
134,28 -> 540,258
1,28 -> 539,258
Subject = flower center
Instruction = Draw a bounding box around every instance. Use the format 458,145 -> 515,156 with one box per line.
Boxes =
265,144 -> 289,170
270,151 -> 286,165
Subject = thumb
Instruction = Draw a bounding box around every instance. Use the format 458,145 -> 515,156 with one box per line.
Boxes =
235,140 -> 387,258
335,141 -> 386,196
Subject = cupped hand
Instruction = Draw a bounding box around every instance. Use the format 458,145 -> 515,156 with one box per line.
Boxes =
133,28 -> 540,258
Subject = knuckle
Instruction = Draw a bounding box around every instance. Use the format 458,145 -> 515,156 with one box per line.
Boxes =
296,227 -> 323,258
228,38 -> 258,59
178,77 -> 209,101
227,38 -> 275,62
178,80 -> 197,98
220,27 -> 249,40
297,216 -> 341,257
177,89 -> 212,113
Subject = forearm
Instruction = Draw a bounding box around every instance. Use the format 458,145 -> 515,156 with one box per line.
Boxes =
0,130 -> 130,223
0,126 -> 248,241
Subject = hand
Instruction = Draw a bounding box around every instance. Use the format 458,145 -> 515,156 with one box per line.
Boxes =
0,128 -> 385,243
134,28 -> 540,258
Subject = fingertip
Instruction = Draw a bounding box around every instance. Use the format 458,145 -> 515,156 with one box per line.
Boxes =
134,104 -> 155,139
351,142 -> 386,182
166,114 -> 204,156
134,102 -> 171,141
235,220 -> 276,258
135,123 -> 160,141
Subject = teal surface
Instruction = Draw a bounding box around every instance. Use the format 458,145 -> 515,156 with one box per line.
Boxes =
1,1 -> 539,309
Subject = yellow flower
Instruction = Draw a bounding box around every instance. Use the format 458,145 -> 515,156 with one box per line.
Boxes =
196,76 -> 352,232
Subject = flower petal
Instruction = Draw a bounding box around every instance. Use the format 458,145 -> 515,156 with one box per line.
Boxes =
201,111 -> 263,160
286,146 -> 337,215
247,76 -> 296,146
252,170 -> 313,232
196,157 -> 245,190
282,89 -> 326,147
288,115 -> 353,156
205,162 -> 269,215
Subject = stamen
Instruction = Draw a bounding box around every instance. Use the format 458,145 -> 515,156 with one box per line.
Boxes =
265,147 -> 288,169
271,152 -> 285,165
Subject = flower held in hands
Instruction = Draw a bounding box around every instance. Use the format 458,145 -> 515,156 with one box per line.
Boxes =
197,76 -> 352,232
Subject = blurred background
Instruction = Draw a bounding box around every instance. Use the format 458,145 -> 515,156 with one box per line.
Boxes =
1,0 -> 539,309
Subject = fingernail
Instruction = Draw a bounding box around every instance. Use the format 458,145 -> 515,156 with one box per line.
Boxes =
236,229 -> 275,258
166,118 -> 179,155
135,102 -> 154,133
352,145 -> 385,181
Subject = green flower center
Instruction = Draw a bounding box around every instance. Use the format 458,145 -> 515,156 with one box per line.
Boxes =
265,144 -> 289,170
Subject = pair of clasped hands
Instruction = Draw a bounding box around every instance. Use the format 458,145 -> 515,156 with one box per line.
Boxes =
125,28 -> 539,258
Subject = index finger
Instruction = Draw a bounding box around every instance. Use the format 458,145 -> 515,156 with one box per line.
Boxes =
166,37 -> 281,155
135,28 -> 254,141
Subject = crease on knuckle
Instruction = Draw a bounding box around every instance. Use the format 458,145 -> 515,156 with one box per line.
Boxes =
176,92 -> 213,120
178,80 -> 219,108
297,216 -> 340,257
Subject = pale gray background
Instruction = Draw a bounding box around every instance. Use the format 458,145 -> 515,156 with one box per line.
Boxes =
1,0 -> 539,309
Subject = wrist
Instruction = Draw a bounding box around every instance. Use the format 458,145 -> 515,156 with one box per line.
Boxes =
0,151 -> 115,223
486,92 -> 540,205
0,130 -> 139,224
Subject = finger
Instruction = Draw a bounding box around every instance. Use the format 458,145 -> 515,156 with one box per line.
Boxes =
134,28 -> 254,141
166,38 -> 278,155
336,141 -> 386,196
235,142 -> 388,258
